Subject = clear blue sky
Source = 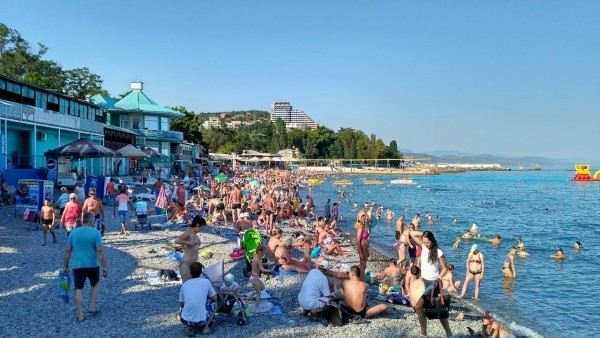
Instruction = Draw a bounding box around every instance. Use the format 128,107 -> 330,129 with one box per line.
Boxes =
3,1 -> 600,160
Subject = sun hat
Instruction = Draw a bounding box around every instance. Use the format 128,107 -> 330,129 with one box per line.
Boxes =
470,244 -> 479,252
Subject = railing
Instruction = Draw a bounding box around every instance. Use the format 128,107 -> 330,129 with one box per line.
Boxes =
0,99 -> 104,134
133,129 -> 184,142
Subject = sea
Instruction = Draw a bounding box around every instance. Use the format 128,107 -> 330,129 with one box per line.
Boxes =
309,171 -> 600,338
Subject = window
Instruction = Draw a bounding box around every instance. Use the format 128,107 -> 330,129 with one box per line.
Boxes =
119,115 -> 129,129
70,100 -> 76,116
144,115 -> 159,130
160,117 -> 170,131
59,98 -> 69,114
7,82 -> 21,94
35,91 -> 47,109
47,94 -> 59,112
0,79 -> 5,90
22,87 -> 34,98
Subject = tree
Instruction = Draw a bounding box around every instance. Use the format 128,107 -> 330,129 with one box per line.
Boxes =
170,106 -> 203,144
63,67 -> 105,99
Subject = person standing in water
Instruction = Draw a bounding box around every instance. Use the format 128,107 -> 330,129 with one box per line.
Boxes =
175,216 -> 207,283
459,244 -> 485,299
503,247 -> 517,278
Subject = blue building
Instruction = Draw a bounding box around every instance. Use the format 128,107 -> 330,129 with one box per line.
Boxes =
91,81 -> 184,156
0,74 -> 135,183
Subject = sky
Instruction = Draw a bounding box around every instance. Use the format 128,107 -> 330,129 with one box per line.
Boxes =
2,1 -> 600,161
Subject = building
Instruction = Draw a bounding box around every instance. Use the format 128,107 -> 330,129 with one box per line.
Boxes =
201,116 -> 222,129
0,74 -> 130,181
270,102 -> 292,122
270,101 -> 318,129
91,81 -> 184,157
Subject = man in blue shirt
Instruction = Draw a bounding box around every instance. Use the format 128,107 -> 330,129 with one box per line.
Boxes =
63,212 -> 108,322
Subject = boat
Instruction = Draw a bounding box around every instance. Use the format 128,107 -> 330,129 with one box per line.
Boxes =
333,180 -> 353,186
390,177 -> 417,185
306,178 -> 325,186
363,179 -> 384,185
572,164 -> 600,182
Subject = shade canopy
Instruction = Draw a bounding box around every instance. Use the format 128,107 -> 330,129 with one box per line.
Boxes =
117,144 -> 149,158
143,148 -> 168,158
45,138 -> 118,158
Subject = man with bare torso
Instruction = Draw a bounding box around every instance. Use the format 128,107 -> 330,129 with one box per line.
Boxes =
40,198 -> 56,245
81,188 -> 105,235
341,265 -> 388,320
263,193 -> 275,232
175,216 -> 207,283
230,184 -> 242,224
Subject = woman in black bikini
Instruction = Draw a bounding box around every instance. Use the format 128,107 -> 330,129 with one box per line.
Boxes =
459,244 -> 485,299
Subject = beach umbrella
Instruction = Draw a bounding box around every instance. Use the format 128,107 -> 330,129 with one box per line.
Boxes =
44,138 -> 118,158
249,179 -> 260,189
214,173 -> 228,183
155,185 -> 169,213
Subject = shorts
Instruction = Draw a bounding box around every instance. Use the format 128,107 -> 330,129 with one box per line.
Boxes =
73,267 -> 100,289
341,302 -> 367,319
43,218 -> 53,226
180,300 -> 215,329
216,203 -> 225,211
395,230 -> 401,240
232,203 -> 241,209
118,210 -> 129,224
408,246 -> 416,258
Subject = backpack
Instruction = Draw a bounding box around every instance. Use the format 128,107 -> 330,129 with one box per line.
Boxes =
321,303 -> 344,326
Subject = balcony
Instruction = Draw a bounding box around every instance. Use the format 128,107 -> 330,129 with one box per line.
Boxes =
0,99 -> 104,134
133,129 -> 184,143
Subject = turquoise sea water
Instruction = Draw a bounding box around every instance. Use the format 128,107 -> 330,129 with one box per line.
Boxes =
310,171 -> 600,338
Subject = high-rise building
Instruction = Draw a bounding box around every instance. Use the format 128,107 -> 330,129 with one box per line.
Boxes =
270,102 -> 292,122
270,101 -> 317,129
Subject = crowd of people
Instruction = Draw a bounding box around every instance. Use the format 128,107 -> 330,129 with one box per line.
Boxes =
43,166 -> 582,337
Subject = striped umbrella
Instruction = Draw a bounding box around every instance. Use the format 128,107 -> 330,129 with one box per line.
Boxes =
155,185 -> 169,216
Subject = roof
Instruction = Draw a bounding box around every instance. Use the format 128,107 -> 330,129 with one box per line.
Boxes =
112,90 -> 183,117
90,94 -> 118,109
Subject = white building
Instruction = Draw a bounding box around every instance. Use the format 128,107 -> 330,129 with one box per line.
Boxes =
270,101 -> 318,129
202,116 -> 222,129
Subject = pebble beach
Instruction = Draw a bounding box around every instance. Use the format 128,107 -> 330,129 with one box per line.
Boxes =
0,204 -> 489,338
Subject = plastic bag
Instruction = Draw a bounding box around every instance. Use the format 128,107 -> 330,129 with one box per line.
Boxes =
57,271 -> 71,303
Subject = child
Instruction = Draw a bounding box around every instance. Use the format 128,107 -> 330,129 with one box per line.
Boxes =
39,198 -> 56,245
250,246 -> 272,312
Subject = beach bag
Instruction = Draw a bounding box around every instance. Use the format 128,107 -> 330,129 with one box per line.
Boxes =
56,271 -> 71,303
423,294 -> 451,319
321,303 -> 344,326
159,269 -> 180,282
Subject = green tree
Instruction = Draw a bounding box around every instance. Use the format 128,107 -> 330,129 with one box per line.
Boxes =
63,67 -> 105,99
170,106 -> 203,144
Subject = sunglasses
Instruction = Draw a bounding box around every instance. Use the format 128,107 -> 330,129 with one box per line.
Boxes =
70,197 -> 76,200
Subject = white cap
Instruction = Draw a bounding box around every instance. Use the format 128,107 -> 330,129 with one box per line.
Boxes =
69,193 -> 77,199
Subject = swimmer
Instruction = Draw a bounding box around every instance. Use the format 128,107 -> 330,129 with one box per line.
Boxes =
427,214 -> 434,225
551,248 -> 565,260
502,247 -> 517,278
574,241 -> 582,252
451,217 -> 459,225
452,237 -> 461,250
490,234 -> 502,246
459,244 -> 485,299
385,208 -> 394,222
469,223 -> 479,236
515,239 -> 529,257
